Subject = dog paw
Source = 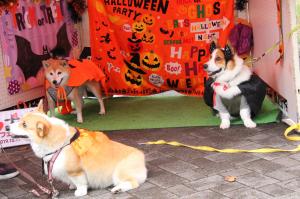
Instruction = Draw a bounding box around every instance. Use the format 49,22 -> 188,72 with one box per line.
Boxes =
99,110 -> 106,115
69,184 -> 76,190
244,120 -> 256,128
77,118 -> 83,123
111,186 -> 122,194
74,188 -> 87,197
220,120 -> 230,129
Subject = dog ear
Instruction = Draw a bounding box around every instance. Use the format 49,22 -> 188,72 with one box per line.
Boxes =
36,121 -> 49,138
60,60 -> 68,67
209,41 -> 217,54
36,99 -> 44,113
224,44 -> 233,61
42,60 -> 50,69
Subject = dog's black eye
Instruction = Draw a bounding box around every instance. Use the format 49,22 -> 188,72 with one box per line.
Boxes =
50,72 -> 53,76
215,57 -> 222,62
57,72 -> 62,75
22,122 -> 27,128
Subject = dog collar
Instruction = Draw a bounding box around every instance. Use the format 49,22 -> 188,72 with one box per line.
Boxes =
42,129 -> 80,180
42,129 -> 80,159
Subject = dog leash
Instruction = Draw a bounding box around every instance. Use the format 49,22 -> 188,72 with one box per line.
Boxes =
0,146 -> 53,198
141,124 -> 300,153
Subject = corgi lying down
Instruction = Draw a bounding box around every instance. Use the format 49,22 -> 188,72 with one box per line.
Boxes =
10,100 -> 147,197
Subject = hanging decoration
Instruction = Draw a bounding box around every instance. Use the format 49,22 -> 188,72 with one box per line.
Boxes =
235,0 -> 248,11
0,0 -> 18,14
67,0 -> 86,23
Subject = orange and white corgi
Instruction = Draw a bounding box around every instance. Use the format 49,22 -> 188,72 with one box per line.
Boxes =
10,100 -> 147,197
43,58 -> 106,123
203,41 -> 266,129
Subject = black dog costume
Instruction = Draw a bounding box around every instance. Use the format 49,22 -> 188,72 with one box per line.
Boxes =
204,75 -> 267,117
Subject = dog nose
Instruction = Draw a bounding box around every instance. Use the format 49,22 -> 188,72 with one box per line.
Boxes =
52,80 -> 57,85
203,64 -> 208,70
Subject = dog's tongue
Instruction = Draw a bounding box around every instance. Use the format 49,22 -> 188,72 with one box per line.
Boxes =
0,122 -> 3,131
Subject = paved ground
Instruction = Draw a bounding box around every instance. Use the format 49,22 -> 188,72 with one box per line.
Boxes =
1,123 -> 300,199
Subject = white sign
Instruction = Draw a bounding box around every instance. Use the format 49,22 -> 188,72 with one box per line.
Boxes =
0,108 -> 33,148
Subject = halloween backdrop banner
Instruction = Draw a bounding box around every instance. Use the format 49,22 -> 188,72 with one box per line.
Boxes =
88,0 -> 234,96
0,0 -> 78,96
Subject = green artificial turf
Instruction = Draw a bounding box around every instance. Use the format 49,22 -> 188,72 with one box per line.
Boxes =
55,96 -> 279,131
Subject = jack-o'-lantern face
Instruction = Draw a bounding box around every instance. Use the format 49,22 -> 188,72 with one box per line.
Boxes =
142,14 -> 155,26
125,69 -> 143,86
132,21 -> 146,33
142,30 -> 155,44
128,42 -> 143,52
142,51 -> 161,70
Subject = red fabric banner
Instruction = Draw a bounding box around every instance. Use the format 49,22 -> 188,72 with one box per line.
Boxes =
88,0 -> 234,96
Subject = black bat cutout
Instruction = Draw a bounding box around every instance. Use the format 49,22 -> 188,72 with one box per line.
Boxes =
169,31 -> 174,38
52,24 -> 72,57
15,35 -> 50,80
100,33 -> 111,43
15,23 -> 72,80
160,27 -> 169,34
107,51 -> 116,60
102,21 -> 108,27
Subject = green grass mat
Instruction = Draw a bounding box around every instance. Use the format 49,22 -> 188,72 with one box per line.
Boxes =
55,96 -> 279,131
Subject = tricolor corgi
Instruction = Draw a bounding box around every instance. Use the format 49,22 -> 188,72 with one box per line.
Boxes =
203,41 -> 266,129
10,100 -> 147,197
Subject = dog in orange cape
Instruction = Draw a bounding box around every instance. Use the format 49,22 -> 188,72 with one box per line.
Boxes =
43,58 -> 106,123
10,100 -> 147,197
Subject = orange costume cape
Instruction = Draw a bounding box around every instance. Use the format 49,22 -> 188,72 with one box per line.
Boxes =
67,59 -> 106,88
45,59 -> 107,114
71,128 -> 99,156
45,59 -> 106,89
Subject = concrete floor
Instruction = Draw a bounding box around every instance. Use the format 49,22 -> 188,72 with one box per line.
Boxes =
1,123 -> 300,199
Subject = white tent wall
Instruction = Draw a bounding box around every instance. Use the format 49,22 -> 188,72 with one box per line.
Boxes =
249,0 -> 300,124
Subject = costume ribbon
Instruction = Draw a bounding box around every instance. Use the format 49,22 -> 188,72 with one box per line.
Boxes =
142,124 -> 300,153
56,86 -> 70,114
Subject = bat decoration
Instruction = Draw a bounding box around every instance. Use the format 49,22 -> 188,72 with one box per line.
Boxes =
169,31 -> 174,38
159,27 -> 174,38
52,23 -> 72,57
15,35 -> 50,80
15,23 -> 72,80
102,21 -> 108,27
100,33 -> 111,43
107,47 -> 116,60
95,21 -> 101,31
160,27 -> 169,34
236,0 -> 248,11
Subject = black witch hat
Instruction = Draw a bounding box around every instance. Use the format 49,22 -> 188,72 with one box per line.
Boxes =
128,32 -> 142,43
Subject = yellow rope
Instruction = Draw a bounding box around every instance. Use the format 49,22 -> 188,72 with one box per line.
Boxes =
143,124 -> 300,153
